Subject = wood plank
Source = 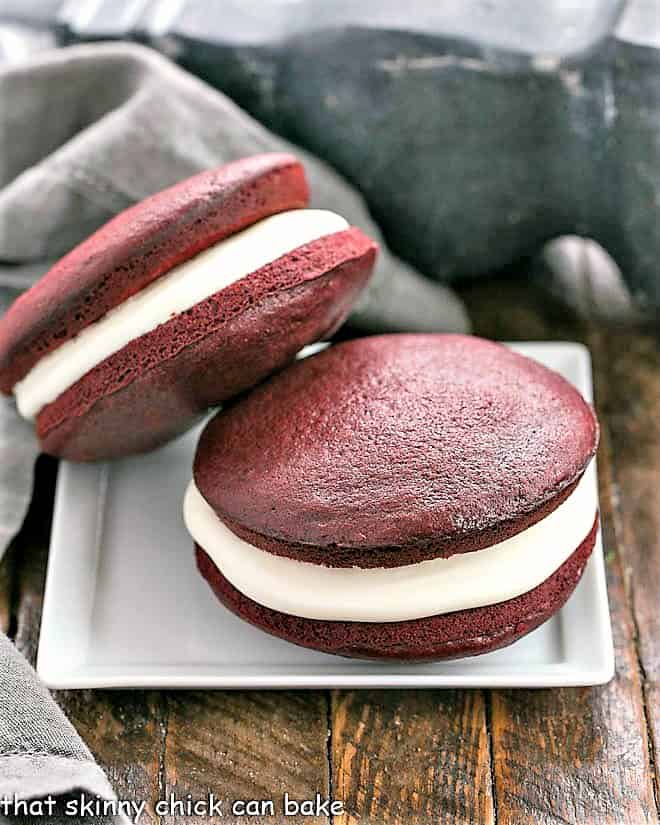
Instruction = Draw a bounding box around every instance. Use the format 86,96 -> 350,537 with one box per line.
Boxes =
591,327 -> 660,800
331,689 -> 494,825
0,539 -> 15,635
57,690 -> 164,824
162,690 -> 331,825
645,682 -> 660,809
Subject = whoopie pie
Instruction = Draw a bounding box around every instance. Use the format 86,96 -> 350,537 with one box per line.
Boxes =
184,334 -> 600,661
0,153 -> 376,460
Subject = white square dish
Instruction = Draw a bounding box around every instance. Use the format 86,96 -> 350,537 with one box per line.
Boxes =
37,342 -> 614,689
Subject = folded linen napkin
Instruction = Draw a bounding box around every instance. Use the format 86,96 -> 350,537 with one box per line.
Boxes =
0,41 -> 468,814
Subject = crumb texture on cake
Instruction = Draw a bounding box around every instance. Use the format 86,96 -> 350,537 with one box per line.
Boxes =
194,334 -> 599,565
38,231 -> 375,461
0,153 -> 308,393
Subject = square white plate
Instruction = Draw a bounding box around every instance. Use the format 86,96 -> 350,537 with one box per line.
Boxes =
37,342 -> 614,689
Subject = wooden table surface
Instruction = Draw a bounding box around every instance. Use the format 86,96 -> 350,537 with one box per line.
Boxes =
2,277 -> 658,825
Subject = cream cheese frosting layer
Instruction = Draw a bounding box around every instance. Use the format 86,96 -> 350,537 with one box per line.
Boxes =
14,208 -> 349,420
183,467 -> 597,622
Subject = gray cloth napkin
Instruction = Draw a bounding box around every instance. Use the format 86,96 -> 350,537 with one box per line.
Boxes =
0,42 -> 468,811
0,635 -> 129,824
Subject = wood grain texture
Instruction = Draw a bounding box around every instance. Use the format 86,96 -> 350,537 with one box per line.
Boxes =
58,690 -> 165,825
0,540 -> 15,635
594,329 -> 660,678
646,682 -> 660,810
590,327 -> 660,802
162,691 -> 330,825
331,689 -> 494,825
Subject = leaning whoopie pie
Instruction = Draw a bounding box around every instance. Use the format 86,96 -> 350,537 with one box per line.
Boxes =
184,334 -> 600,661
0,153 -> 376,461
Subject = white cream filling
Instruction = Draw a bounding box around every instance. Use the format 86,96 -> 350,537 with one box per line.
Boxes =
14,209 -> 349,420
183,467 -> 597,622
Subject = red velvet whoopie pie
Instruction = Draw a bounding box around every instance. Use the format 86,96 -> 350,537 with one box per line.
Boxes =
0,153 -> 376,461
184,334 -> 600,661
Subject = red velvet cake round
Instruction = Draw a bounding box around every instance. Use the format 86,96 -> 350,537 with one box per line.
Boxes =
184,334 -> 600,661
0,153 -> 376,460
